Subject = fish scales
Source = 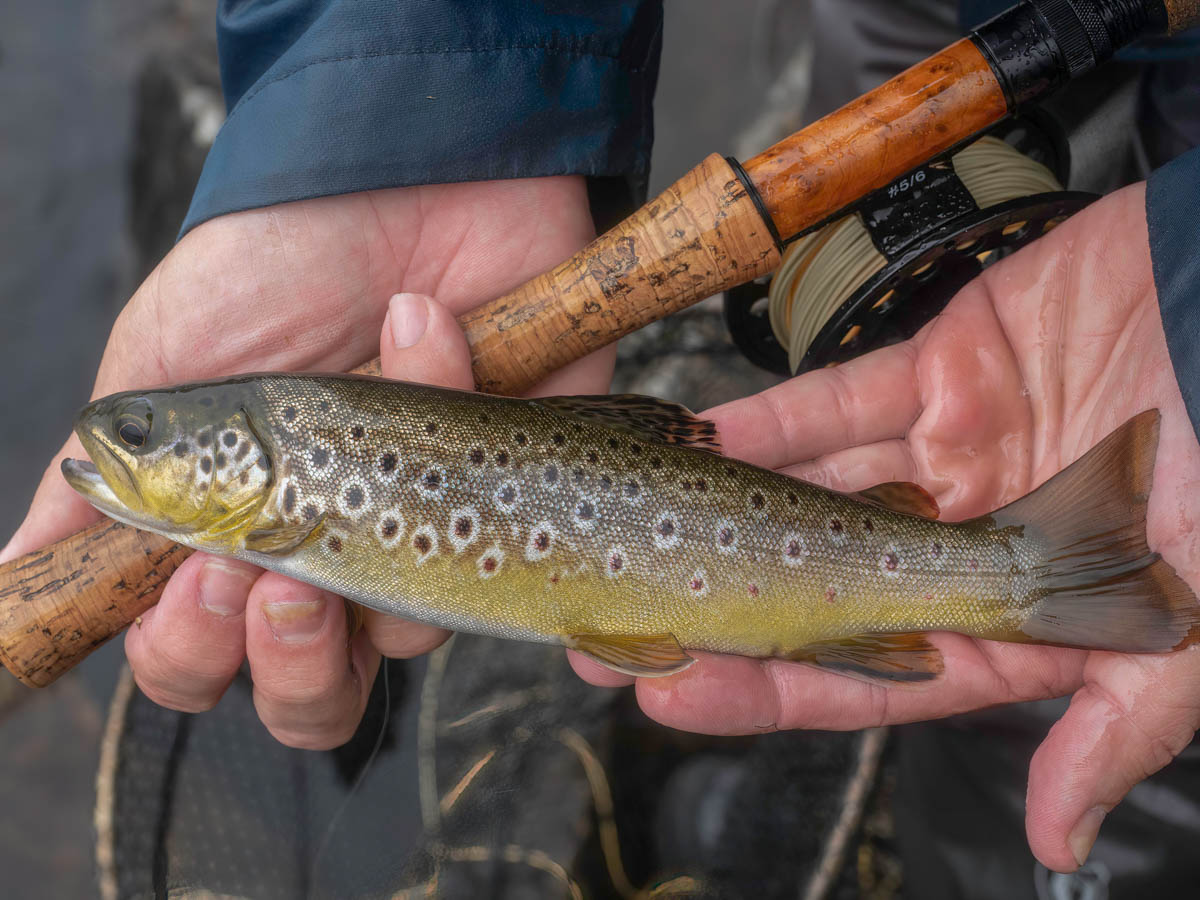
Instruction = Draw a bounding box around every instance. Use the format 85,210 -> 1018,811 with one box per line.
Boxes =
64,375 -> 1200,681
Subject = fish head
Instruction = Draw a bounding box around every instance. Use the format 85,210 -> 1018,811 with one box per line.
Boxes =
63,384 -> 274,542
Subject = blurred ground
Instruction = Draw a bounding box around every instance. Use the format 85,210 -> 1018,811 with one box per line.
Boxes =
0,1 -> 811,896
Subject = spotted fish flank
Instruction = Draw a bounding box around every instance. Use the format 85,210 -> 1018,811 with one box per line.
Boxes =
64,378 -> 1200,683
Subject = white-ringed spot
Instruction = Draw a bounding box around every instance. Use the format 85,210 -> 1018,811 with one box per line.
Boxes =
337,480 -> 370,519
447,506 -> 480,553
782,534 -> 806,567
827,517 -> 848,546
376,450 -> 401,483
525,521 -> 555,562
411,524 -> 439,564
494,481 -> 520,513
653,513 -> 681,550
417,466 -> 446,498
880,545 -> 903,577
573,497 -> 599,531
376,510 -> 407,549
688,569 -> 709,597
748,491 -> 768,517
715,520 -> 739,554
305,442 -> 333,478
605,547 -> 627,577
477,545 -> 505,579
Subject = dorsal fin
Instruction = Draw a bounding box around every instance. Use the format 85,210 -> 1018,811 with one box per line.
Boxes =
851,482 -> 940,519
536,395 -> 722,454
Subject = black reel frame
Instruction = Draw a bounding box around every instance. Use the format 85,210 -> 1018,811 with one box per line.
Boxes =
724,120 -> 1099,377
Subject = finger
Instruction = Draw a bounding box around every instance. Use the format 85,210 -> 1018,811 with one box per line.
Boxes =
1025,652 -> 1200,873
567,649 -> 635,688
362,608 -> 451,658
382,292 -> 475,391
124,553 -> 259,712
704,341 -> 922,470
634,638 -> 1085,735
246,572 -> 380,750
780,439 -> 919,494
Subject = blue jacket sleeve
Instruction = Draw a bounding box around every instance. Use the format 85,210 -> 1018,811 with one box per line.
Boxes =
181,0 -> 662,237
1148,147 -> 1200,437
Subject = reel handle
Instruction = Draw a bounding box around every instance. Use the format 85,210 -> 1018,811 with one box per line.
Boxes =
1,0 -> 1192,688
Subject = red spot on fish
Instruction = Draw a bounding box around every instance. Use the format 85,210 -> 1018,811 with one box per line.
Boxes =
414,534 -> 432,554
690,576 -> 704,591
923,593 -> 933,601
533,531 -> 550,552
825,586 -> 837,603
883,552 -> 898,571
549,574 -> 560,585
829,518 -> 843,534
609,553 -> 624,572
968,559 -> 979,571
482,556 -> 497,573
786,539 -> 802,558
748,583 -> 760,597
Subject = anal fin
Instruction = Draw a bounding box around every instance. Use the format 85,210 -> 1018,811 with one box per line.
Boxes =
568,632 -> 695,677
851,482 -> 940,519
790,633 -> 943,682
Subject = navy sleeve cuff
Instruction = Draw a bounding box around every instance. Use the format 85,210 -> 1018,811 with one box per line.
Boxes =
181,1 -> 662,237
1147,146 -> 1200,439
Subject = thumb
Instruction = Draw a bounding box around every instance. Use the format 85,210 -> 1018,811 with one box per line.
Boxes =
380,292 -> 474,391
1025,654 -> 1200,873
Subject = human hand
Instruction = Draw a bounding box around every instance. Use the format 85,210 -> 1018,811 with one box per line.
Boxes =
1,176 -> 613,749
571,182 -> 1200,873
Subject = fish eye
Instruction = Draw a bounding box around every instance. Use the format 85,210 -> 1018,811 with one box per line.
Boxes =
113,400 -> 153,451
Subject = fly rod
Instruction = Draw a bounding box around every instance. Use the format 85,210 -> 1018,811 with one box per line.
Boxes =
2,0 -> 1197,687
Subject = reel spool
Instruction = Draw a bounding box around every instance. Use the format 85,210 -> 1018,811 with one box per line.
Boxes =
725,126 -> 1099,375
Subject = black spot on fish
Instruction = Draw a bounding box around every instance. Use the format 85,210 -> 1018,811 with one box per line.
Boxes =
425,422 -> 438,436
607,438 -> 619,450
787,492 -> 799,506
328,536 -> 342,553
318,400 -> 330,413
552,432 -> 565,446
587,451 -> 599,464
829,518 -> 843,534
657,518 -> 675,537
495,451 -> 509,467
413,533 -> 432,554
533,531 -> 550,552
884,552 -> 899,571
544,465 -> 559,484
514,432 -> 527,446
479,413 -> 490,425
283,406 -> 297,422
303,504 -> 318,521
750,492 -> 765,509
719,526 -> 735,547
215,452 -> 227,469
695,479 -> 708,493
931,542 -> 943,558
382,518 -> 398,538
786,539 -> 802,558
608,552 -> 623,572
650,456 -> 663,469
576,500 -> 594,520
468,448 -> 485,465
863,518 -> 874,533
421,471 -> 441,491
572,423 -> 583,432
454,517 -> 473,538
311,447 -> 329,468
379,451 -> 397,473
235,442 -> 250,461
624,481 -> 640,498
351,425 -> 365,440
174,442 -> 189,458
629,444 -> 642,456
283,485 -> 296,514
600,475 -> 613,490
498,485 -> 516,504
572,468 -> 585,484
197,431 -> 212,449
345,485 -> 364,509
223,431 -> 237,448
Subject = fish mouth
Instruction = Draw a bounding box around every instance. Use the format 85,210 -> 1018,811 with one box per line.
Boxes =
62,444 -> 145,523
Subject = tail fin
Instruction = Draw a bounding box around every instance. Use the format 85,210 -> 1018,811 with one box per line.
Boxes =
994,410 -> 1200,652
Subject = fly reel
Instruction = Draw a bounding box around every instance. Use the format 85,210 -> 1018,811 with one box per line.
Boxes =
725,123 -> 1099,375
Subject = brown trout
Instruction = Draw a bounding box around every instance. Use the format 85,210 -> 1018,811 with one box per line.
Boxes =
62,375 -> 1199,681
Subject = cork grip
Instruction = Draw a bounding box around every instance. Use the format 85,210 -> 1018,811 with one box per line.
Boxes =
1164,0 -> 1200,32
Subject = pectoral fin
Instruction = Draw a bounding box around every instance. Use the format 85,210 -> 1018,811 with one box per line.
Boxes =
851,482 -> 940,519
568,632 -> 695,677
789,633 -> 943,682
244,516 -> 324,556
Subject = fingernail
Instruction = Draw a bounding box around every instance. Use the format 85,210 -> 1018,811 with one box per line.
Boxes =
388,293 -> 430,349
1068,806 -> 1107,867
263,594 -> 330,643
199,559 -> 257,617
